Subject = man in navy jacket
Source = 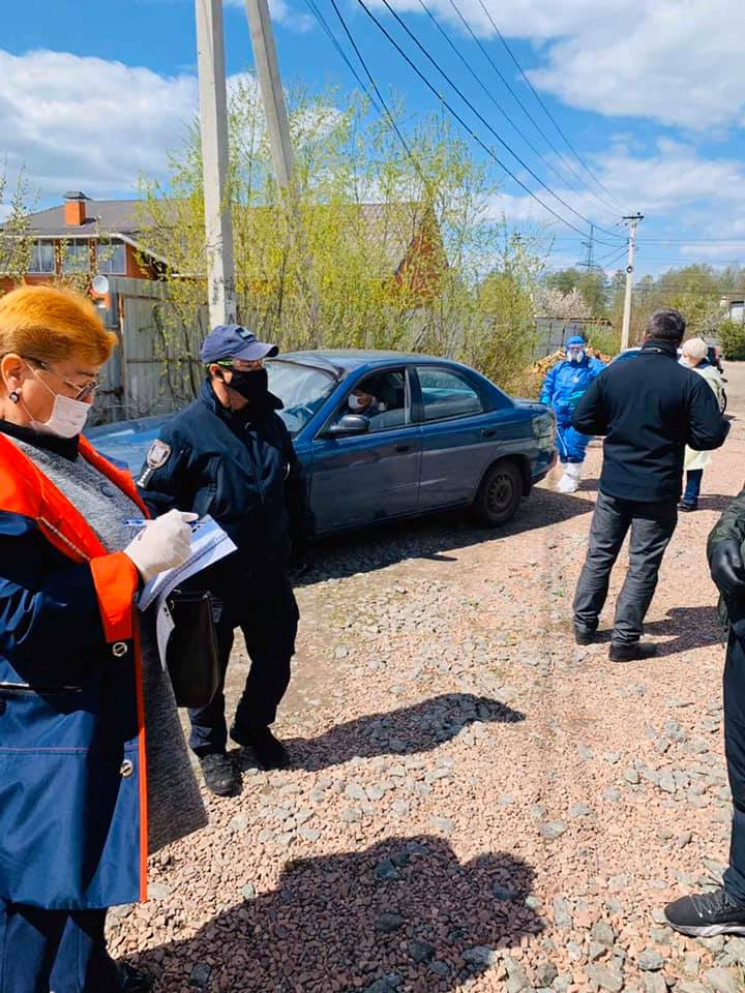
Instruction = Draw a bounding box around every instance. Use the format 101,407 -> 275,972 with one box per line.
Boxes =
137,325 -> 314,796
571,309 -> 728,661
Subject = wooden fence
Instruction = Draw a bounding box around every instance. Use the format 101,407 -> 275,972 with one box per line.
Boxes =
91,277 -> 208,425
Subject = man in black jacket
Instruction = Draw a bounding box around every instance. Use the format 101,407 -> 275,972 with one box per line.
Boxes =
571,309 -> 728,661
665,494 -> 745,935
137,325 -> 314,796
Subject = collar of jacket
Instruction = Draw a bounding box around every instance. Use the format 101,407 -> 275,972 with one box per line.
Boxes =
641,340 -> 678,358
0,431 -> 148,562
0,418 -> 79,460
199,376 -> 283,423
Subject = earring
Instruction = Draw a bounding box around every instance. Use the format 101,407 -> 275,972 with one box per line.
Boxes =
9,390 -> 20,404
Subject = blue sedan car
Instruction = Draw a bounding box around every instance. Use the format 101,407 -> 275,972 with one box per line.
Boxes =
88,350 -> 557,534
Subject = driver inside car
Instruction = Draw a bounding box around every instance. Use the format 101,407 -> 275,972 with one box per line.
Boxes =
347,386 -> 387,418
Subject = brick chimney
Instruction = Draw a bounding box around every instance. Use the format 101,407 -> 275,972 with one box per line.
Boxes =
64,191 -> 89,227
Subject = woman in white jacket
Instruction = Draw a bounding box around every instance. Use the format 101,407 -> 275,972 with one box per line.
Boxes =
680,337 -> 725,511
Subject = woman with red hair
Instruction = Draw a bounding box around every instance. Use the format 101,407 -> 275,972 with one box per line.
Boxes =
0,286 -> 206,992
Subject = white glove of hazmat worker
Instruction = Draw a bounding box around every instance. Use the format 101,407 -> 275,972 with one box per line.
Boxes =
124,509 -> 197,583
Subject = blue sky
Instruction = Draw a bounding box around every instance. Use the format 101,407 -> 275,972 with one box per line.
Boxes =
3,0 -> 745,278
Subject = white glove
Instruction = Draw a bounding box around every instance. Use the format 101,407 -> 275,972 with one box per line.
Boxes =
124,510 -> 197,583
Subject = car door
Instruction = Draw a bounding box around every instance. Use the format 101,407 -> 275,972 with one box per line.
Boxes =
413,364 -> 505,511
309,367 -> 422,533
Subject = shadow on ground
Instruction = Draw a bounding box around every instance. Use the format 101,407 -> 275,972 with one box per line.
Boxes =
294,487 -> 594,586
693,494 -> 738,513
645,605 -> 725,657
266,693 -> 525,772
133,836 -> 542,993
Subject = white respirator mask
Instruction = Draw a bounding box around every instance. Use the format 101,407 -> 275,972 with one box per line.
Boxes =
23,371 -> 92,438
348,394 -> 367,413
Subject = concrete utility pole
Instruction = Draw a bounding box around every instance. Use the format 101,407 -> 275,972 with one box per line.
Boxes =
244,0 -> 295,188
195,0 -> 237,327
621,213 -> 644,351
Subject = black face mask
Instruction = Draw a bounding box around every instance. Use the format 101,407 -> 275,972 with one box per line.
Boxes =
225,367 -> 269,403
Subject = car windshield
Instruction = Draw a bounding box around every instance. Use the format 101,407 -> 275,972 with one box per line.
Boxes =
267,359 -> 339,435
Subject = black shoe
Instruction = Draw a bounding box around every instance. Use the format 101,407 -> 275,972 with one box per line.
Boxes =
609,641 -> 658,662
664,886 -> 745,937
679,502 -> 698,513
118,963 -> 154,993
200,752 -> 241,797
574,626 -> 596,646
231,724 -> 290,770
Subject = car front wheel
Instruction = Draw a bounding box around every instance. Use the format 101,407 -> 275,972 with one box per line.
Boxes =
472,460 -> 522,527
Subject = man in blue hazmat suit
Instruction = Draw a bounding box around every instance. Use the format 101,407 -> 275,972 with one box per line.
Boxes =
540,334 -> 605,493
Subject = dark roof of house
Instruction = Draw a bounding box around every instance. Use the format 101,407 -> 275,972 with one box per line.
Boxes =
19,198 -> 439,274
19,199 -> 160,240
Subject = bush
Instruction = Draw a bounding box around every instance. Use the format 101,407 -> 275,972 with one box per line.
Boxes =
586,324 -> 620,357
718,320 -> 745,360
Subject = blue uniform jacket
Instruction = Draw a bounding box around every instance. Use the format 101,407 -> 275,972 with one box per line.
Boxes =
0,432 -> 147,911
136,380 -> 314,575
540,356 -> 605,427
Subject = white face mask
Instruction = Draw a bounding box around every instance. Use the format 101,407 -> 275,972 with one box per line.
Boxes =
23,370 -> 92,438
348,394 -> 367,413
568,348 -> 585,363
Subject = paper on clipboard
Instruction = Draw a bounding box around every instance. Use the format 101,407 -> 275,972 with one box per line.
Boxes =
137,515 -> 236,669
138,515 -> 236,611
156,598 -> 176,667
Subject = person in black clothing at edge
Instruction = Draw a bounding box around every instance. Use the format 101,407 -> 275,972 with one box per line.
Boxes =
136,324 -> 314,797
570,309 -> 729,662
664,495 -> 745,936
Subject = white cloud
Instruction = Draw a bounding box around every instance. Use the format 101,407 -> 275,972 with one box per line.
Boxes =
0,49 -> 199,199
378,0 -> 745,131
484,141 -> 745,254
0,50 -> 332,207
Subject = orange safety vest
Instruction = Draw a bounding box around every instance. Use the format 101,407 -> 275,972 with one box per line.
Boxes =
0,432 -> 151,900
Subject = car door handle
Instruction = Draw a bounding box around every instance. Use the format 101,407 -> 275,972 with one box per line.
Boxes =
481,428 -> 497,439
394,443 -> 411,453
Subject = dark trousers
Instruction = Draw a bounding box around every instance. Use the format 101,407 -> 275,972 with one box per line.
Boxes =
682,469 -> 704,508
573,490 -> 678,644
188,568 -> 299,757
0,904 -> 116,993
723,629 -> 745,902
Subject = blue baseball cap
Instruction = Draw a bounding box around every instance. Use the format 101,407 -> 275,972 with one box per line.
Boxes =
200,325 -> 279,364
567,334 -> 586,348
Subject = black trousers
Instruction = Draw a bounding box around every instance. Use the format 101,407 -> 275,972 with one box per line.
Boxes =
724,627 -> 745,903
0,904 -> 116,993
573,490 -> 678,644
188,567 -> 299,757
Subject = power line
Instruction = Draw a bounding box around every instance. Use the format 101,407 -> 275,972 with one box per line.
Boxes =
355,0 -> 625,240
470,0 -> 629,217
301,0 -> 383,115
414,0 -> 623,225
304,0 -> 433,195
637,238 -> 745,245
594,245 -> 628,268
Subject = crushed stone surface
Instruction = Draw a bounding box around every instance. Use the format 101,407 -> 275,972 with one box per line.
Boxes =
108,364 -> 745,993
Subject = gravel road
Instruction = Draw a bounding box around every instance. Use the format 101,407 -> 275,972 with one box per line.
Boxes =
109,363 -> 745,993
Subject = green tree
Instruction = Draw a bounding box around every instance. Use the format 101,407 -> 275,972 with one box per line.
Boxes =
137,81 -> 547,392
0,169 -> 33,287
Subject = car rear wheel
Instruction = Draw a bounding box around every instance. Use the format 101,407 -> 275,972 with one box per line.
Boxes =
472,460 -> 522,527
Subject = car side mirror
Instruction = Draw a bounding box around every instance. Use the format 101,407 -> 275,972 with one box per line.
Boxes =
326,414 -> 370,437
